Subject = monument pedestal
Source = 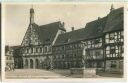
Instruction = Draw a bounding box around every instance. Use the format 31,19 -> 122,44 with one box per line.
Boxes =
70,68 -> 97,78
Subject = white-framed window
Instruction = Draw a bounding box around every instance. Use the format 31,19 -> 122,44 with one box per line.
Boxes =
109,33 -> 115,43
110,46 -> 115,54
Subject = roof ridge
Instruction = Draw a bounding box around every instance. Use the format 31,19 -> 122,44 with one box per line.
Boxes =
39,21 -> 60,27
59,28 -> 85,35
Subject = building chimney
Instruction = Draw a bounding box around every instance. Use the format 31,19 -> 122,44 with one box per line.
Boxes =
98,17 -> 101,20
110,4 -> 114,12
71,27 -> 74,31
62,22 -> 65,27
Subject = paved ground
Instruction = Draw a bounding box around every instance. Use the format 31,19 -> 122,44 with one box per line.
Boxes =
5,69 -> 123,79
5,69 -> 68,79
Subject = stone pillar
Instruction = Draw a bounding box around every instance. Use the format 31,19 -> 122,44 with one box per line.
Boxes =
23,58 -> 27,69
28,59 -> 30,69
33,59 -> 36,69
23,58 -> 25,69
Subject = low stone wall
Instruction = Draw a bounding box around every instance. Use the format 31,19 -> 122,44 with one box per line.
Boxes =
70,68 -> 97,77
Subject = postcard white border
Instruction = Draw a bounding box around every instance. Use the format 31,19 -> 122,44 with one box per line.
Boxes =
1,2 -> 128,83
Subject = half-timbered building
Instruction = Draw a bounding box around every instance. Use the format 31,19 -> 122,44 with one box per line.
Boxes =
103,7 -> 124,73
53,16 -> 107,70
52,7 -> 124,73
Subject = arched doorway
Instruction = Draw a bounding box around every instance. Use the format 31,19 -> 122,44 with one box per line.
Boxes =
30,59 -> 33,69
25,59 -> 28,68
35,59 -> 39,69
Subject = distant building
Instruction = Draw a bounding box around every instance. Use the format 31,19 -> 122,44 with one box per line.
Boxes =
12,46 -> 23,69
5,46 -> 15,71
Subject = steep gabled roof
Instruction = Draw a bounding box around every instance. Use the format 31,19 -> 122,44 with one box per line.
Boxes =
54,7 -> 123,46
83,16 -> 107,39
54,28 -> 85,45
37,21 -> 65,45
21,21 -> 66,46
54,17 -> 107,46
103,7 -> 123,33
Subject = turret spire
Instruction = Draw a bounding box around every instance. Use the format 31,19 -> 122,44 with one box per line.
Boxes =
30,5 -> 34,24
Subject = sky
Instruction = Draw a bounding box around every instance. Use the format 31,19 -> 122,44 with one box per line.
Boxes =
4,3 -> 124,46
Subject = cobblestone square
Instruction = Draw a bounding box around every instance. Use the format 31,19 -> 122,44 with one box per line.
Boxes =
5,69 -> 123,79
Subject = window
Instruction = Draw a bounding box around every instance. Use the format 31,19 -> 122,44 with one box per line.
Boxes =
27,48 -> 29,53
37,48 -> 40,53
62,46 -> 65,50
74,54 -> 77,58
40,47 -> 42,53
111,61 -> 117,68
106,34 -> 109,38
110,34 -> 114,40
29,48 -> 31,53
54,56 -> 56,59
109,33 -> 115,43
62,55 -> 64,59
31,48 -> 33,53
110,36 -> 114,40
36,48 -> 38,53
110,47 -> 115,54
93,39 -> 100,44
121,31 -> 124,39
121,46 -> 124,54
93,55 -> 96,59
6,57 -> 8,60
44,47 -> 47,53
95,51 -> 102,59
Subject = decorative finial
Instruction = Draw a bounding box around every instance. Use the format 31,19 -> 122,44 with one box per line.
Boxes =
30,4 -> 34,13
30,4 -> 34,24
